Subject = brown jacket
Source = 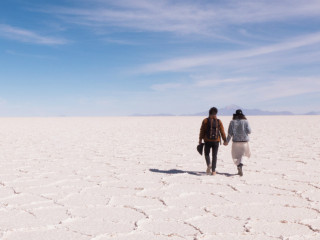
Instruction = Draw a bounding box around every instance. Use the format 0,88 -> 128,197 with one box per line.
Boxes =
199,116 -> 227,143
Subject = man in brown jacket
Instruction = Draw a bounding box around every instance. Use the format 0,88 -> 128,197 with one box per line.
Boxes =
199,107 -> 227,175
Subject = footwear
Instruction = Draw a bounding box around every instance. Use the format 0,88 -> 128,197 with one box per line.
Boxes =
237,164 -> 243,176
206,165 -> 212,175
212,171 -> 216,176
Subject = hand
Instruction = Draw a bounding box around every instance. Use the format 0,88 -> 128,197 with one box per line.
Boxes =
223,141 -> 228,146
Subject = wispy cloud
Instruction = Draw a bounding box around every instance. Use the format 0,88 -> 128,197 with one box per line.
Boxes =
5,50 -> 54,59
193,77 -> 255,87
138,31 -> 320,73
254,77 -> 320,101
151,83 -> 182,91
103,38 -> 137,45
0,24 -> 68,45
43,0 -> 320,37
145,75 -> 320,114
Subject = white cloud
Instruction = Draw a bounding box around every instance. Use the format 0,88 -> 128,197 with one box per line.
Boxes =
138,31 -> 320,73
103,38 -> 136,45
5,49 -> 54,59
150,83 -> 182,91
254,77 -> 320,101
0,24 -> 68,45
44,0 -> 320,37
145,75 -> 320,111
193,77 -> 255,87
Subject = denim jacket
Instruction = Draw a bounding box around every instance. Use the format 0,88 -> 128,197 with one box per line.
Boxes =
227,120 -> 251,143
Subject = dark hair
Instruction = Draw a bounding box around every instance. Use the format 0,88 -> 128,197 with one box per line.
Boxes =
209,107 -> 218,115
233,109 -> 247,120
233,114 -> 247,120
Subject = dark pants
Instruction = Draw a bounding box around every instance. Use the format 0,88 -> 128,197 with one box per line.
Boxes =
204,141 -> 219,171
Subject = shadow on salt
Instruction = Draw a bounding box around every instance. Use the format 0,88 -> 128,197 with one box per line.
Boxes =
149,168 -> 238,177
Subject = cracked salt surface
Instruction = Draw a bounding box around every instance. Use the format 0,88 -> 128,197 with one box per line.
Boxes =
0,116 -> 319,239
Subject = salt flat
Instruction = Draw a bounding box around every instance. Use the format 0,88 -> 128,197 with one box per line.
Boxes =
0,116 -> 319,240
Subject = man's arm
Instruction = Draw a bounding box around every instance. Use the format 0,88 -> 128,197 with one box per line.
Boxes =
218,120 -> 227,142
199,119 -> 206,144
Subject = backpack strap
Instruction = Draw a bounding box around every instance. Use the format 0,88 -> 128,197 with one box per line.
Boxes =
215,119 -> 219,140
218,119 -> 222,145
206,117 -> 210,138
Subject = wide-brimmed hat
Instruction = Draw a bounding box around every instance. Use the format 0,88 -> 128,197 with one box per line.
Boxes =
235,109 -> 243,115
233,109 -> 244,118
197,143 -> 204,155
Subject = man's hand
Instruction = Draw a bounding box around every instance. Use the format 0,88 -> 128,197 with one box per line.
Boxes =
223,141 -> 228,146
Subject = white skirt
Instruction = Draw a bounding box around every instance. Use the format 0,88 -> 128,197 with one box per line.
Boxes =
231,142 -> 251,165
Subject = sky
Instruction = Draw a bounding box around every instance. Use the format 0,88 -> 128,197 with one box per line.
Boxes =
0,0 -> 320,116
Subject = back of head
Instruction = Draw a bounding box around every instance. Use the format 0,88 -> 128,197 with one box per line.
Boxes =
233,109 -> 247,120
209,107 -> 218,116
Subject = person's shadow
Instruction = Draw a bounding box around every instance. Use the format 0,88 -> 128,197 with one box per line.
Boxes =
149,168 -> 205,176
216,172 -> 238,177
149,168 -> 238,177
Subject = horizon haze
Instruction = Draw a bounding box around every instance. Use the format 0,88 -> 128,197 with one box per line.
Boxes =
132,104 -> 320,117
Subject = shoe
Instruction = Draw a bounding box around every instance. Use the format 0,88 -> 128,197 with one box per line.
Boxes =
237,164 -> 243,176
206,165 -> 212,175
212,171 -> 216,176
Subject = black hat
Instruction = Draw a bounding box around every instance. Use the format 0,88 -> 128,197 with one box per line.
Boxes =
197,143 -> 204,155
235,109 -> 243,115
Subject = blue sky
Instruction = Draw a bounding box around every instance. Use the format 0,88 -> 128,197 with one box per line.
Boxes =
1,0 -> 320,116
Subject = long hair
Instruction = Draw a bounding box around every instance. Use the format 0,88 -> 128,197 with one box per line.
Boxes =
233,114 -> 247,120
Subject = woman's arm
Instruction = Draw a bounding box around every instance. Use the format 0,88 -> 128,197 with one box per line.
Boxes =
246,121 -> 252,134
226,121 -> 233,143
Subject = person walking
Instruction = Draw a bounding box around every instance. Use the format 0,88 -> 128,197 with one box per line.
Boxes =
224,109 -> 252,176
199,107 -> 227,175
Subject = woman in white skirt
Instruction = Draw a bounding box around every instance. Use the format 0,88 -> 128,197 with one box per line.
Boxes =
224,109 -> 251,176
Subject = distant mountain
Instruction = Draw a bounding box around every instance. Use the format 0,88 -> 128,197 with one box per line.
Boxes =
131,113 -> 175,116
190,105 -> 295,116
132,105 -> 319,116
305,111 -> 320,115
